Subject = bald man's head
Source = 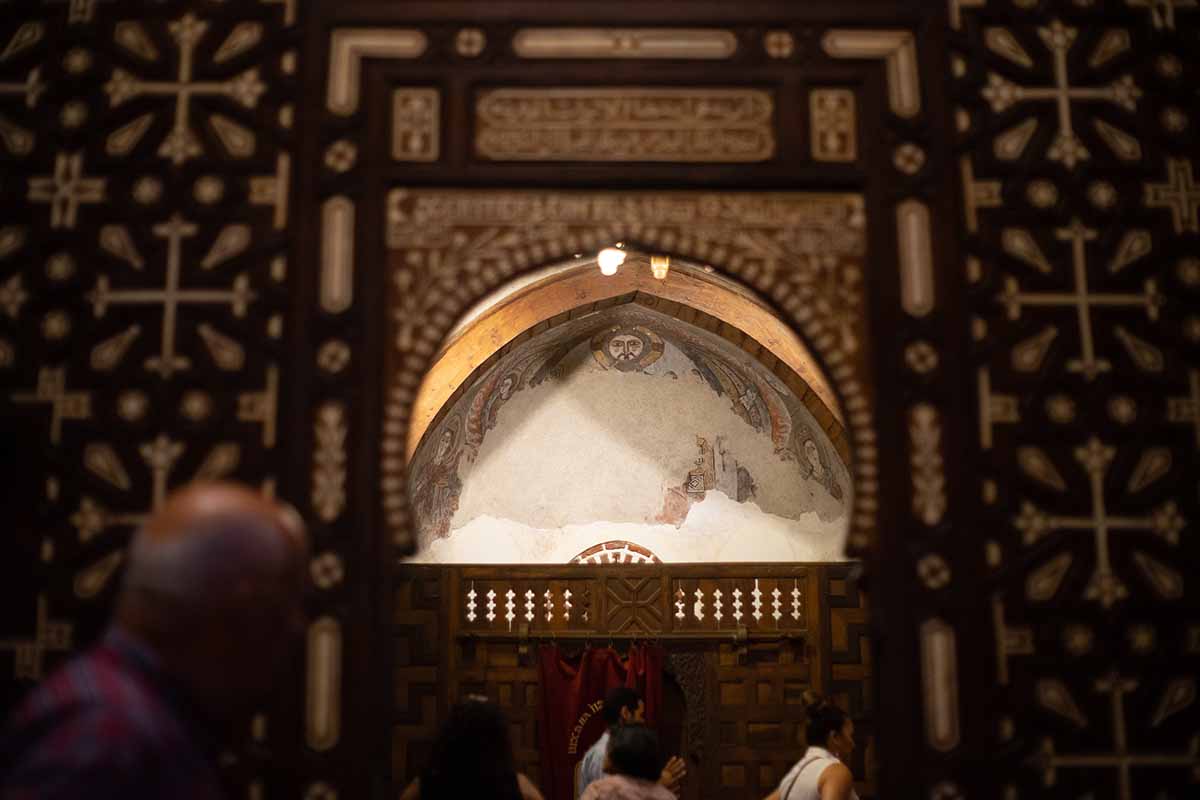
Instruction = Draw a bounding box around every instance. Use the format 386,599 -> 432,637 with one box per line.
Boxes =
121,483 -> 304,606
115,482 -> 308,718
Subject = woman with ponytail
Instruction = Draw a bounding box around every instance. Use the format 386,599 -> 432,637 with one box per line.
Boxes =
399,697 -> 544,800
763,691 -> 857,800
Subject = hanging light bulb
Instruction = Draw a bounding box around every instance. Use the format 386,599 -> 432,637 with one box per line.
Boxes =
650,255 -> 670,280
597,247 -> 626,276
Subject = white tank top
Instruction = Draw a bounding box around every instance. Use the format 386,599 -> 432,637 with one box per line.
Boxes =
777,747 -> 860,800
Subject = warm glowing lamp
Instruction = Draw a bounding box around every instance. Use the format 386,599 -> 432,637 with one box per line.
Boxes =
597,247 -> 626,276
650,255 -> 670,280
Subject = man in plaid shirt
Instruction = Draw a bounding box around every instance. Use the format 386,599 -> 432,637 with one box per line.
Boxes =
1,483 -> 308,799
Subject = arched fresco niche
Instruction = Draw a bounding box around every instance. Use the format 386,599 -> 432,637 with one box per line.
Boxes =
406,293 -> 850,564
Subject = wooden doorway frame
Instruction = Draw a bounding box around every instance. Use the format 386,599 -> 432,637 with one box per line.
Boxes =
290,3 -> 977,797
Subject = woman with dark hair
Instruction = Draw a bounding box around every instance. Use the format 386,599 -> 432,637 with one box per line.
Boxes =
580,725 -> 675,800
764,691 -> 858,800
400,697 -> 544,800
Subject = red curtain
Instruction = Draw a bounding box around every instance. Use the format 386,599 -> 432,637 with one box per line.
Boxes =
537,644 -> 664,800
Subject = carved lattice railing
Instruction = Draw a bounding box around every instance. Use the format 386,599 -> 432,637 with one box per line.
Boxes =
449,564 -> 816,642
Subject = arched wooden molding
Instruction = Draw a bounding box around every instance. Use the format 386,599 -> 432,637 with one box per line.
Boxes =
406,257 -> 845,462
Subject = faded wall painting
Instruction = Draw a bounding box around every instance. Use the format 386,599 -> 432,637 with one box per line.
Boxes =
407,303 -> 850,563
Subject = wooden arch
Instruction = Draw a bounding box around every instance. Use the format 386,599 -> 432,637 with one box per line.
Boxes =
406,256 -> 846,463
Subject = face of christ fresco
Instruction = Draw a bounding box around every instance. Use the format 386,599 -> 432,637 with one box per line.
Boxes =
607,333 -> 645,362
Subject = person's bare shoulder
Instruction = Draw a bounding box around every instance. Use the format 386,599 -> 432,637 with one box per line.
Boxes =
518,772 -> 545,800
818,763 -> 854,800
398,777 -> 420,800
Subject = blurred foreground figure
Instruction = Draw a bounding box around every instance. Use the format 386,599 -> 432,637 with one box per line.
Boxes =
400,697 -> 544,800
0,482 -> 308,800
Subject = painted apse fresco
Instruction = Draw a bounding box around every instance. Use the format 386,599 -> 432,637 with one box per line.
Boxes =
407,305 -> 850,564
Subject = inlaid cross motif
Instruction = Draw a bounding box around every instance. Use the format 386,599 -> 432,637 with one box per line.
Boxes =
949,0 -> 986,30
104,13 -> 266,165
260,0 -> 298,27
70,434 -> 185,540
1144,158 -> 1200,234
44,0 -> 116,24
0,595 -> 72,680
11,367 -> 91,444
981,21 -> 1141,169
140,434 -> 185,512
89,215 -> 255,379
28,153 -> 105,229
250,154 -> 291,229
0,68 -> 44,107
237,366 -> 279,447
1036,673 -> 1200,799
960,156 -> 1001,234
1014,438 -> 1186,608
1168,370 -> 1200,448
974,367 -> 1022,448
997,220 -> 1162,380
991,595 -> 1034,686
1126,0 -> 1198,31
0,276 -> 28,319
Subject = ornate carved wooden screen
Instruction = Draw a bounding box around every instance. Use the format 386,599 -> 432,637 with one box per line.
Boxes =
2,2 -> 1197,800
300,1 -> 951,795
394,564 -> 875,800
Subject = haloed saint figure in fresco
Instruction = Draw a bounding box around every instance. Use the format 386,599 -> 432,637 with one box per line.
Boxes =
798,431 -> 843,501
412,424 -> 464,542
805,440 -> 824,480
